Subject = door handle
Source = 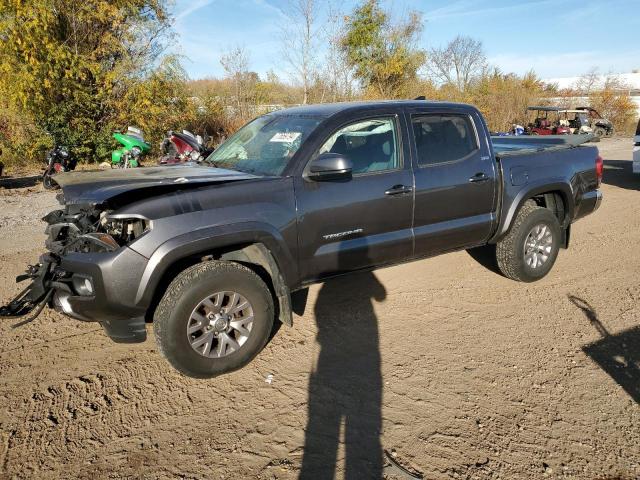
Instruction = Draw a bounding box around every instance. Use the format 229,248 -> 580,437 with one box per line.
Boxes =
385,184 -> 413,196
468,172 -> 490,183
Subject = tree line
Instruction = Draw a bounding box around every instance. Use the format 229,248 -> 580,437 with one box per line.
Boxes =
0,0 -> 636,170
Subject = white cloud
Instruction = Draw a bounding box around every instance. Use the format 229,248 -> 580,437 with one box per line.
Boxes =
425,0 -> 568,20
175,0 -> 216,21
489,50 -> 640,78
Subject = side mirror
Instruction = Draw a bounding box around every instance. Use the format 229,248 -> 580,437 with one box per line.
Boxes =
307,153 -> 353,181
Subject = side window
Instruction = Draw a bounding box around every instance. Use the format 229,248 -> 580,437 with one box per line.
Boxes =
412,115 -> 478,166
318,118 -> 399,174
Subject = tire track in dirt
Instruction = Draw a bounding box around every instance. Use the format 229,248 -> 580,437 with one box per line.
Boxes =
1,357 -> 197,476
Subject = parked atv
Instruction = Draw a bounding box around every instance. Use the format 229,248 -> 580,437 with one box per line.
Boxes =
559,110 -> 593,135
576,107 -> 614,137
111,127 -> 151,168
43,146 -> 76,189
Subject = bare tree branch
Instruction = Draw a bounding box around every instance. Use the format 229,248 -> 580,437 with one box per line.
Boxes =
279,0 -> 320,104
426,35 -> 487,91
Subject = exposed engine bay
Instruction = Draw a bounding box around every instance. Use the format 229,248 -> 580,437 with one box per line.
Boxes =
43,203 -> 148,255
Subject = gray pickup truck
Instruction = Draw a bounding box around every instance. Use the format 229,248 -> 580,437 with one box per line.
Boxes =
1,101 -> 603,378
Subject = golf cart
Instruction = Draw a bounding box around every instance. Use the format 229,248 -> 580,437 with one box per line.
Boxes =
576,107 -> 614,137
526,106 -> 571,135
559,110 -> 594,135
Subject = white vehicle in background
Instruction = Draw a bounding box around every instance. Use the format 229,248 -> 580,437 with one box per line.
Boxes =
559,110 -> 593,135
634,119 -> 640,174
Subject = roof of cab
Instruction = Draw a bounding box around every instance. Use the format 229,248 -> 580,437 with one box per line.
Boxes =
270,100 -> 475,118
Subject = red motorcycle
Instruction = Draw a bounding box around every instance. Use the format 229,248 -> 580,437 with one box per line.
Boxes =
158,130 -> 212,165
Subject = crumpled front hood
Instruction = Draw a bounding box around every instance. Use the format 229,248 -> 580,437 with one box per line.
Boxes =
54,165 -> 261,204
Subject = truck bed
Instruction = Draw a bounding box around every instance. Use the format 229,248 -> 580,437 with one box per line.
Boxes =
491,135 -> 597,157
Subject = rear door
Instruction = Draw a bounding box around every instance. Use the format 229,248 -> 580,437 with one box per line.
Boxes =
294,112 -> 414,282
408,108 -> 498,256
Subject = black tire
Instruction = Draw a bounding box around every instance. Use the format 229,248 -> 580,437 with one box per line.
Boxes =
593,127 -> 606,138
42,172 -> 57,189
495,201 -> 561,282
154,260 -> 274,378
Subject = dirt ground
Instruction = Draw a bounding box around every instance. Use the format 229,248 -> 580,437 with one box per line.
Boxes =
0,138 -> 638,479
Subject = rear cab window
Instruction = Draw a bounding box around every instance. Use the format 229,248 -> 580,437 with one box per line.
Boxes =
412,114 -> 479,166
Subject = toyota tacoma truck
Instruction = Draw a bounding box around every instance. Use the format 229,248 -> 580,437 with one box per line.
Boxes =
1,101 -> 603,378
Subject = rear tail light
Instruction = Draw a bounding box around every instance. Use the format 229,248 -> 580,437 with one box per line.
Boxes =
595,154 -> 603,187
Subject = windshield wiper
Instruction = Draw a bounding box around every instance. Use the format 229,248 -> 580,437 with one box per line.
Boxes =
205,160 -> 234,170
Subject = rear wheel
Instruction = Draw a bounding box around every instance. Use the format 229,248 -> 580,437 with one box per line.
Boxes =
593,126 -> 606,137
495,201 -> 561,282
154,261 -> 274,378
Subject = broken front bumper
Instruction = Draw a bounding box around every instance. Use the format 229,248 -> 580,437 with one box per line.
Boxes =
0,259 -> 55,326
1,247 -> 150,343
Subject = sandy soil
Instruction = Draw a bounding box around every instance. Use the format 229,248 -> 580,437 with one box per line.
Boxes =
0,138 -> 638,479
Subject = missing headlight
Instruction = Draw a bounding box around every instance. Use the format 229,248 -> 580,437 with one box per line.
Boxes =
99,216 -> 150,247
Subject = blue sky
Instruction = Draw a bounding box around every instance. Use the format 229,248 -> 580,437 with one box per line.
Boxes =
172,0 -> 639,81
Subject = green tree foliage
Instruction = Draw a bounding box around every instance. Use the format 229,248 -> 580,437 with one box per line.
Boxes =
340,0 -> 425,98
0,0 -> 182,166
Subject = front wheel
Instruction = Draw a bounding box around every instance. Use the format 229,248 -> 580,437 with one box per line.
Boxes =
154,261 -> 275,378
42,172 -> 57,189
495,201 -> 561,282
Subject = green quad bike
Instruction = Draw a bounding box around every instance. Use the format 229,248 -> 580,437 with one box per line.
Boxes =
111,127 -> 151,168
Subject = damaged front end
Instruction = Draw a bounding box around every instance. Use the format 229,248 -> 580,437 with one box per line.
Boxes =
0,200 -> 149,327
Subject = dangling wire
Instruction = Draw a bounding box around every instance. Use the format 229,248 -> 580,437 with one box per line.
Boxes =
1,290 -> 53,328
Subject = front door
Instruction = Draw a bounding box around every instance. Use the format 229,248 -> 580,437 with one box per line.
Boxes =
409,109 -> 498,256
295,115 -> 414,283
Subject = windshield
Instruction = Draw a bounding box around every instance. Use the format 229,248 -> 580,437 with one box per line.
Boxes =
205,115 -> 322,175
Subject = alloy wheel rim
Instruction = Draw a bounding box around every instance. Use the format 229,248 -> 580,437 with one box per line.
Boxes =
524,223 -> 553,269
187,291 -> 254,358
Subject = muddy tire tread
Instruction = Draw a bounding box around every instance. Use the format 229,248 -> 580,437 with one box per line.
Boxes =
496,200 -> 540,282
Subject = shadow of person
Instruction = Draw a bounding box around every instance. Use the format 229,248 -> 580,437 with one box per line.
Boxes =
300,248 -> 386,479
568,295 -> 640,404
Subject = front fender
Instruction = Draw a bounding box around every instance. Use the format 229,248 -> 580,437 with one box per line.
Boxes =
134,221 -> 297,307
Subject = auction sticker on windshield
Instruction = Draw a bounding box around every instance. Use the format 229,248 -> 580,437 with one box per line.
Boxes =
270,132 -> 301,143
